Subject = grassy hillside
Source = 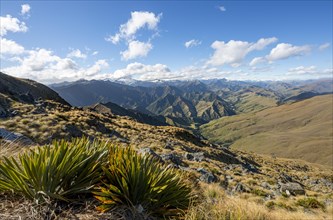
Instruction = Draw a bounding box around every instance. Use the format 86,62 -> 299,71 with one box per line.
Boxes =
200,94 -> 333,166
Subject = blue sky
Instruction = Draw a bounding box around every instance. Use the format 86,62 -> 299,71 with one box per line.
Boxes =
0,1 -> 332,83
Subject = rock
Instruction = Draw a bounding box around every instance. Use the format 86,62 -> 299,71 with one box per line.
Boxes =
0,128 -> 34,145
242,163 -> 259,173
178,165 -> 191,171
279,173 -> 293,183
197,168 -> 218,183
184,152 -> 205,162
31,107 -> 46,114
164,141 -> 174,150
184,152 -> 194,160
261,182 -> 272,190
166,164 -> 178,169
233,182 -> 250,193
161,153 -> 182,165
280,182 -> 305,196
200,172 -> 217,183
303,176 -> 309,180
0,106 -> 8,118
285,190 -> 291,197
138,148 -> 162,162
193,152 -> 205,162
62,124 -> 83,137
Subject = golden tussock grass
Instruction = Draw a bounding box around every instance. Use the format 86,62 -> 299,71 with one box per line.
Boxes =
185,183 -> 333,220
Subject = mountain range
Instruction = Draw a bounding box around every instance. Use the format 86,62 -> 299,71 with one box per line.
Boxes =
51,77 -> 332,129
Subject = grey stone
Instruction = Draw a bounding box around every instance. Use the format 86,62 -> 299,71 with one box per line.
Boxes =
197,167 -> 218,183
199,172 -> 217,183
279,173 -> 293,183
233,182 -> 250,193
280,182 -> 305,196
161,153 -> 182,165
0,128 -> 34,145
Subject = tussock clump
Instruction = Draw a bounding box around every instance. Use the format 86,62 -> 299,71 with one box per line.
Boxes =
94,145 -> 193,218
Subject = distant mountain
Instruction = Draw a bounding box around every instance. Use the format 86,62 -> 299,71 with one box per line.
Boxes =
85,102 -> 168,126
200,94 -> 333,166
51,80 -> 236,129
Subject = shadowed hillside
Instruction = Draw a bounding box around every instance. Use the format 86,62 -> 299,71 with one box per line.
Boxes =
200,95 -> 333,166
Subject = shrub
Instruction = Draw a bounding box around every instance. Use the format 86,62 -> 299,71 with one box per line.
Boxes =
94,146 -> 192,218
296,197 -> 325,210
0,138 -> 108,204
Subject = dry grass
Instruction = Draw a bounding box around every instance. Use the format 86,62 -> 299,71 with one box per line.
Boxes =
185,183 -> 333,220
201,94 -> 333,166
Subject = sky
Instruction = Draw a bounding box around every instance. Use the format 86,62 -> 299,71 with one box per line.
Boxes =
0,1 -> 332,84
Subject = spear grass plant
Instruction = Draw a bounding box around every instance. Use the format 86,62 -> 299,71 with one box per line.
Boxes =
94,146 -> 193,218
0,137 -> 109,204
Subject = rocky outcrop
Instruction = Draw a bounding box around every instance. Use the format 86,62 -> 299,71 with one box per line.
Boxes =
280,182 -> 305,196
0,128 -> 34,145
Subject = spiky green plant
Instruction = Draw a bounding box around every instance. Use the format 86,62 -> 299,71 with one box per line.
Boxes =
0,138 -> 109,203
94,146 -> 192,218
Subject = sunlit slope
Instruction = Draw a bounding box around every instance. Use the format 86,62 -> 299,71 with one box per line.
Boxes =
200,95 -> 333,166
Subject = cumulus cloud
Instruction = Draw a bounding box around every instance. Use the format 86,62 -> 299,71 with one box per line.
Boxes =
286,66 -> 333,77
207,37 -> 277,67
102,62 -> 248,82
106,11 -> 161,61
287,66 -> 317,75
85,60 -> 109,77
0,38 -> 25,55
0,15 -> 28,36
121,40 -> 152,60
109,62 -> 170,80
106,11 -> 162,44
185,39 -> 201,48
2,48 -> 109,83
249,57 -> 265,66
218,6 -> 226,12
92,51 -> 99,56
319,43 -> 330,51
67,49 -> 87,59
266,43 -> 311,61
21,4 -> 31,16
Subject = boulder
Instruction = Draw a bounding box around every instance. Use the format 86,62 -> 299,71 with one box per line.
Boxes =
161,153 -> 182,165
0,128 -> 34,145
197,168 -> 218,183
280,182 -> 305,196
233,182 -> 251,193
184,152 -> 205,162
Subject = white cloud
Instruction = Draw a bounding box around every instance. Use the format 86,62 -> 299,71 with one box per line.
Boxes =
110,62 -> 170,80
121,40 -> 152,60
266,43 -> 311,61
0,15 -> 28,36
21,4 -> 31,16
104,63 -> 248,82
106,11 -> 162,44
207,37 -> 277,67
249,57 -> 265,66
0,38 -> 25,55
287,66 -> 317,75
319,43 -> 330,51
92,51 -> 99,56
2,48 -> 109,83
218,6 -> 226,12
287,66 -> 333,76
85,60 -> 109,76
185,39 -> 201,48
67,49 -> 87,59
